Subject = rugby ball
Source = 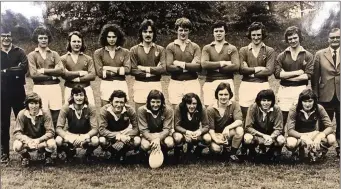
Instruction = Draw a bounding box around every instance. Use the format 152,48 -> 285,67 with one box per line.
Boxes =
149,148 -> 164,169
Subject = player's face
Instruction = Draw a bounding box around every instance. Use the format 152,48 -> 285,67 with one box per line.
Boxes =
142,26 -> 153,43
177,27 -> 189,41
186,98 -> 198,114
213,26 -> 226,42
1,32 -> 12,47
150,99 -> 162,112
73,92 -> 85,105
328,30 -> 340,49
107,31 -> 117,46
287,33 -> 300,48
302,98 -> 314,112
251,29 -> 262,45
111,97 -> 125,113
217,89 -> 230,105
37,35 -> 49,48
260,99 -> 272,111
28,101 -> 40,116
70,34 -> 82,53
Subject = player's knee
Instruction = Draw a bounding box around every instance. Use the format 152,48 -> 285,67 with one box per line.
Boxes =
141,138 -> 151,151
13,140 -> 24,152
210,142 -> 222,154
202,133 -> 212,144
55,136 -> 64,146
164,136 -> 174,149
235,126 -> 244,138
286,137 -> 298,150
133,136 -> 141,148
276,135 -> 286,146
91,136 -> 99,147
46,139 -> 57,152
172,132 -> 184,145
244,133 -> 254,144
327,134 -> 337,146
99,137 -> 107,146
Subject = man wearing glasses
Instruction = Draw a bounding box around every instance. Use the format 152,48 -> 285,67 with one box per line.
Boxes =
312,28 -> 340,158
1,27 -> 28,164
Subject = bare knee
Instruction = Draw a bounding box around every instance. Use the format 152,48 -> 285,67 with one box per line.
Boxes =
172,132 -> 184,145
164,136 -> 174,149
202,133 -> 212,144
55,136 -> 64,146
244,133 -> 253,144
133,136 -> 141,148
327,134 -> 337,146
235,126 -> 244,138
13,140 -> 24,152
276,135 -> 286,146
99,137 -> 107,146
286,137 -> 298,150
46,139 -> 57,152
91,136 -> 99,147
141,138 -> 151,151
210,142 -> 222,154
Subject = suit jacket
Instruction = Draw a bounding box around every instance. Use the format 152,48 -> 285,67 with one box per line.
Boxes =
311,47 -> 340,102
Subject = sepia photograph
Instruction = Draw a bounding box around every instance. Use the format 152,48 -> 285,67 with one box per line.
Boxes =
0,1 -> 340,188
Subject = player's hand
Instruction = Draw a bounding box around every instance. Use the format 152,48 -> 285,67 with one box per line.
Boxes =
263,134 -> 273,145
28,139 -> 39,149
193,130 -> 202,138
37,68 -> 44,74
72,77 -> 80,82
79,70 -> 88,76
243,61 -> 248,67
151,138 -> 161,150
121,134 -> 131,144
222,127 -> 230,139
73,136 -> 83,147
137,65 -> 145,71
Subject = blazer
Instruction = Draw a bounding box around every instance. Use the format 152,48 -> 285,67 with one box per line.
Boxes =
312,47 -> 340,102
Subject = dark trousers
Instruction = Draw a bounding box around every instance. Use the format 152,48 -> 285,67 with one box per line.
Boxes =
1,86 -> 26,155
320,94 -> 340,143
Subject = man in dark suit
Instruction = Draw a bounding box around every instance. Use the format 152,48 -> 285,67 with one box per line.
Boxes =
312,28 -> 340,158
1,27 -> 28,164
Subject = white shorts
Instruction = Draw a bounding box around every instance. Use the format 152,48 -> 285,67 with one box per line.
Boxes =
133,80 -> 162,103
64,86 -> 95,105
33,84 -> 63,110
203,79 -> 234,106
278,85 -> 307,112
100,80 -> 129,102
168,79 -> 201,105
239,81 -> 270,108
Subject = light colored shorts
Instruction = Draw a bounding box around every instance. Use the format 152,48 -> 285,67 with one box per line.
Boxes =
33,84 -> 63,110
203,79 -> 234,106
100,80 -> 129,101
239,81 -> 270,108
64,86 -> 95,105
278,85 -> 306,112
133,80 -> 162,103
168,79 -> 201,105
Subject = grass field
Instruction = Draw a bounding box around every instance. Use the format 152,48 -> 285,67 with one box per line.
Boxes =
1,32 -> 340,189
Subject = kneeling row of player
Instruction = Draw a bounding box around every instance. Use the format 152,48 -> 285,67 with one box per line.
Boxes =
12,82 -> 336,167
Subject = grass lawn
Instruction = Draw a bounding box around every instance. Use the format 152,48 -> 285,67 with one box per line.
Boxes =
1,75 -> 340,189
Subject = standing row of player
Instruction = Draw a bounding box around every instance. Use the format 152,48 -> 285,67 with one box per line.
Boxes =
1,18 -> 339,165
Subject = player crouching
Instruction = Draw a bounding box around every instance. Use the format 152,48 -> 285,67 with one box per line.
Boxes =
206,82 -> 244,162
98,90 -> 141,163
286,89 -> 337,163
173,93 -> 211,162
55,85 -> 99,163
13,92 -> 57,166
244,89 -> 285,162
138,90 -> 175,168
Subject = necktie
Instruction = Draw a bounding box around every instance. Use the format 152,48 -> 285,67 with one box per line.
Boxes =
333,50 -> 337,65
